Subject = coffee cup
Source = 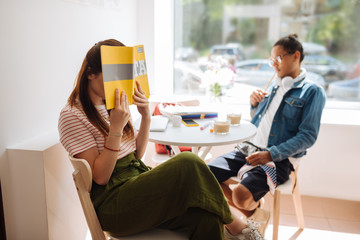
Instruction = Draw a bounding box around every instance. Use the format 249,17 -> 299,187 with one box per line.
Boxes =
227,113 -> 242,126
213,120 -> 230,135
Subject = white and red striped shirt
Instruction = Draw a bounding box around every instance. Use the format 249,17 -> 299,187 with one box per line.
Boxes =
58,102 -> 136,158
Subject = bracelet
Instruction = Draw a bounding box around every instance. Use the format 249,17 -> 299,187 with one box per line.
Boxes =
108,132 -> 123,137
104,145 -> 121,152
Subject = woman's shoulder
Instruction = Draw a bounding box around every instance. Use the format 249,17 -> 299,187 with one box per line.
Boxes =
59,102 -> 88,126
60,102 -> 85,117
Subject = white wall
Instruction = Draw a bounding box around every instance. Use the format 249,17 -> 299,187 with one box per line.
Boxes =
6,135 -> 85,240
0,0 -> 142,238
299,123 -> 360,201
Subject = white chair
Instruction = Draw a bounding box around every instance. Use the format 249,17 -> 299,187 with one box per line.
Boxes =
69,155 -> 187,240
271,166 -> 304,240
229,165 -> 304,240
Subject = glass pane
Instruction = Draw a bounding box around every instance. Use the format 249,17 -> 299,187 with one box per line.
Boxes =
174,0 -> 360,103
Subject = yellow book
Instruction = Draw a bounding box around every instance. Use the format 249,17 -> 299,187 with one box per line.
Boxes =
100,45 -> 150,109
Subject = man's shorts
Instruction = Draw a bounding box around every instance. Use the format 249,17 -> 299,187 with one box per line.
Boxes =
208,150 -> 294,202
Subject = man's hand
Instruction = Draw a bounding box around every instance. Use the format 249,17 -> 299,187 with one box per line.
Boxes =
250,89 -> 267,108
245,151 -> 272,166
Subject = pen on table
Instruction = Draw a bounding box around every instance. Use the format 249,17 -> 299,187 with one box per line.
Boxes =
200,122 -> 211,130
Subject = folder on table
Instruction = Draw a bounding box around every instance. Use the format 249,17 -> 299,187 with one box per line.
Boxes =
134,116 -> 169,132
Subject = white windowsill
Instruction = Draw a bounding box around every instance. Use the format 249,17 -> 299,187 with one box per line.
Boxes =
147,93 -> 360,126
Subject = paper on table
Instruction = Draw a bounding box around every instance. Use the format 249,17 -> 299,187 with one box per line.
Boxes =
134,115 -> 169,132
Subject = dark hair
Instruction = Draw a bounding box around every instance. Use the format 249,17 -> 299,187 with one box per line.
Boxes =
68,39 -> 134,137
274,34 -> 304,62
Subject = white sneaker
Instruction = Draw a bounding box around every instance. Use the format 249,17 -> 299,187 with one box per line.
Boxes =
224,220 -> 265,240
248,207 -> 270,238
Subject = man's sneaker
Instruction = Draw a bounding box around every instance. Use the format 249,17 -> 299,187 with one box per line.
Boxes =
224,220 -> 264,240
248,207 -> 270,238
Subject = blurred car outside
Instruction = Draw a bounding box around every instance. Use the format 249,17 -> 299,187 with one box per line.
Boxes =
174,60 -> 205,94
302,42 -> 327,55
235,59 -> 326,89
209,43 -> 246,62
175,47 -> 199,62
302,55 -> 348,81
346,58 -> 360,79
327,77 -> 360,101
174,57 -> 235,95
173,59 -> 262,107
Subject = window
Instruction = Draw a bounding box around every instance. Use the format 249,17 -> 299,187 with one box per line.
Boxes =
174,0 -> 360,104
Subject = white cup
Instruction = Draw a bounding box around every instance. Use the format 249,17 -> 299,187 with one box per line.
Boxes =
172,115 -> 182,127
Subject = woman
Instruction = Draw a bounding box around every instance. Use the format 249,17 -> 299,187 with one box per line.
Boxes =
58,39 -> 233,239
208,34 -> 326,240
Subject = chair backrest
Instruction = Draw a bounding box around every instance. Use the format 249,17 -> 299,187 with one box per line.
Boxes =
69,155 -> 107,240
70,156 -> 92,192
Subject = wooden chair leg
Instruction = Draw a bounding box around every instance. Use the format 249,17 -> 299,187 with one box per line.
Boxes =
271,168 -> 304,239
292,180 -> 305,229
272,189 -> 281,240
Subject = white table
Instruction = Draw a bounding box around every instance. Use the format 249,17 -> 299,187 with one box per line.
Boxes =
148,119 -> 257,160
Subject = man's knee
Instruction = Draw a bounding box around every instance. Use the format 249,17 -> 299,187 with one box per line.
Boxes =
232,184 -> 257,210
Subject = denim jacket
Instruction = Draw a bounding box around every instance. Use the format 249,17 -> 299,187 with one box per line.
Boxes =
250,78 -> 326,162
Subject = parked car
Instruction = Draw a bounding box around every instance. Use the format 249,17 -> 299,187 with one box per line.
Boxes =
327,77 -> 360,100
174,60 -> 205,94
302,55 -> 348,80
209,43 -> 246,62
235,59 -> 326,88
174,60 -> 235,94
175,47 -> 199,62
302,42 -> 327,55
346,58 -> 360,79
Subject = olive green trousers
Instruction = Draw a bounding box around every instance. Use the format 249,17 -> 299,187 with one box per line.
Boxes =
91,151 -> 233,240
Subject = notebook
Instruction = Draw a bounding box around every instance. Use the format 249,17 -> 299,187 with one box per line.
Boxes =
134,115 -> 169,132
159,105 -> 218,119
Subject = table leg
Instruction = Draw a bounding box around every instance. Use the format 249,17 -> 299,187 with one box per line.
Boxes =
171,146 -> 181,155
171,146 -> 212,161
200,146 -> 212,160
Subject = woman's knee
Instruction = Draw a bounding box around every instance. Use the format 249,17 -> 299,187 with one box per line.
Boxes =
173,152 -> 204,166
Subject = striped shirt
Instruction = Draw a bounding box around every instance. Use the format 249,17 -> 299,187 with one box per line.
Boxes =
58,102 -> 136,158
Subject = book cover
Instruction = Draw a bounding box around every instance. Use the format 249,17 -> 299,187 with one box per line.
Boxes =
101,45 -> 150,109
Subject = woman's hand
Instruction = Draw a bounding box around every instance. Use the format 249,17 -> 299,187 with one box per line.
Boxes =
133,81 -> 150,119
133,81 -> 150,159
250,89 -> 267,108
109,89 -> 130,134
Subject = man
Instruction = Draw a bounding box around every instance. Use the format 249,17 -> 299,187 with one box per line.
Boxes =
208,34 -> 327,240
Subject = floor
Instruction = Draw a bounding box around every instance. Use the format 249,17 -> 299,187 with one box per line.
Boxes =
85,194 -> 360,240
257,194 -> 360,239
145,150 -> 360,239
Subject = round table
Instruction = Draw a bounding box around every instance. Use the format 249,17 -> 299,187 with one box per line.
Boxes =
149,119 -> 257,159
